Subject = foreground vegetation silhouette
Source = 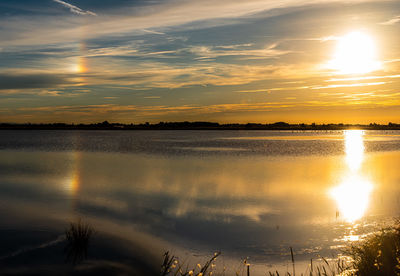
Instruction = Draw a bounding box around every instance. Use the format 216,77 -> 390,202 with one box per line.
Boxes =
160,222 -> 400,276
59,218 -> 400,275
64,219 -> 94,265
346,223 -> 400,276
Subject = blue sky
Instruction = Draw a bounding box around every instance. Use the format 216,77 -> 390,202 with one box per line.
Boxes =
0,0 -> 399,123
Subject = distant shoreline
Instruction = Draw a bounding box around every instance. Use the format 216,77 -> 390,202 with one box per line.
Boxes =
1,121 -> 400,130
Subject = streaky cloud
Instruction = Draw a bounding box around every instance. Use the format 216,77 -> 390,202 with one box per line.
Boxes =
142,29 -> 166,35
53,0 -> 97,16
0,0 -> 387,48
380,15 -> 400,25
311,82 -> 386,90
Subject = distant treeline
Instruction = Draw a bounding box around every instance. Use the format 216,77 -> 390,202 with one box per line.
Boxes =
1,121 -> 400,130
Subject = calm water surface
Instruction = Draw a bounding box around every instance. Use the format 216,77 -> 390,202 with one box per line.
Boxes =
1,130 -> 400,275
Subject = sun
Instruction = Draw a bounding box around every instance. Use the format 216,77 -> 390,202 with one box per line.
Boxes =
328,31 -> 381,75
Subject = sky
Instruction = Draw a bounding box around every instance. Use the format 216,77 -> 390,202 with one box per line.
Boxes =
0,0 -> 399,124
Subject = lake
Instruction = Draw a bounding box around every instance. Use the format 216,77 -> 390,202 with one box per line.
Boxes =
0,130 -> 400,275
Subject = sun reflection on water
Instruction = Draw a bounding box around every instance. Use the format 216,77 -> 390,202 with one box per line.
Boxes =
344,130 -> 365,171
63,151 -> 81,197
330,130 -> 373,222
330,174 -> 373,222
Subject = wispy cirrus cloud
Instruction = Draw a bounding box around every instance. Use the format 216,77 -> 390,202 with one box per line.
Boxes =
380,15 -> 400,25
1,0 -> 399,123
11,96 -> 400,120
189,43 -> 291,60
81,62 -> 316,89
53,0 -> 97,16
0,0 -> 379,48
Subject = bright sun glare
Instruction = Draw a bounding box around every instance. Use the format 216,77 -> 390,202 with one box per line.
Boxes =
330,130 -> 373,222
330,174 -> 373,222
329,31 -> 381,75
344,130 -> 364,171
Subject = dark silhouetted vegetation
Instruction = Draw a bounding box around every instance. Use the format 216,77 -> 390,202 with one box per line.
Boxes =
64,219 -> 94,265
346,223 -> 400,275
161,251 -> 221,276
160,251 -> 353,276
1,121 -> 400,130
161,222 -> 400,275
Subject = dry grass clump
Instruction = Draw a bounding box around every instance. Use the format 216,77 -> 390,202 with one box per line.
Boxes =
346,224 -> 400,275
161,251 -> 220,276
64,219 -> 94,264
161,224 -> 400,276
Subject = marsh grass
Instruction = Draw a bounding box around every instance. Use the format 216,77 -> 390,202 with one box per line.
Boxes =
265,255 -> 352,276
57,218 -> 399,275
345,224 -> 400,275
64,219 -> 94,264
160,251 -> 352,276
161,251 -> 221,276
161,223 -> 400,276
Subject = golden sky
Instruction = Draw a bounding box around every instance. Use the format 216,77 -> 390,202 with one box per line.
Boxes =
0,0 -> 399,123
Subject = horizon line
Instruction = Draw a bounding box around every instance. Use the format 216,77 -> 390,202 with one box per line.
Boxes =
1,121 -> 399,126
